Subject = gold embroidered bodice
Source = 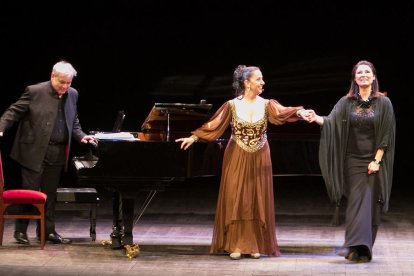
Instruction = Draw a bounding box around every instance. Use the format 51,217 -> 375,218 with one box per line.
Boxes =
229,100 -> 268,153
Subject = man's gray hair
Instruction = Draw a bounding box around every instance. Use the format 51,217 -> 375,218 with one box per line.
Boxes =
52,61 -> 77,77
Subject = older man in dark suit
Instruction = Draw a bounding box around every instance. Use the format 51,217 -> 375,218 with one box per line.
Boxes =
0,61 -> 96,244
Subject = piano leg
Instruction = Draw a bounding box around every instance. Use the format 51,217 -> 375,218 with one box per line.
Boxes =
109,188 -> 160,249
120,197 -> 135,246
110,192 -> 123,249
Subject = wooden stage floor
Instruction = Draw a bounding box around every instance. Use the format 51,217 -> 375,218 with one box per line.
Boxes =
1,178 -> 413,275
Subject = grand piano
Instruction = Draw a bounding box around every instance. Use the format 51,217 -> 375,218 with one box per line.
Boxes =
72,102 -> 321,248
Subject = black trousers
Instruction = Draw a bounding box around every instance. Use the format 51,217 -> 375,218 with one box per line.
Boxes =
15,144 -> 65,236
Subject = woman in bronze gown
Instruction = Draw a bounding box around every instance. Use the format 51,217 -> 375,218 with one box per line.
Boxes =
176,65 -> 313,260
312,60 -> 396,262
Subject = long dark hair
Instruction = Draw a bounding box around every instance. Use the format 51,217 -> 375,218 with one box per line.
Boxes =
346,60 -> 385,99
232,65 -> 261,97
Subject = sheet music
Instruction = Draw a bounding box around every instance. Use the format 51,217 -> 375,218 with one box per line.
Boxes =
94,132 -> 137,141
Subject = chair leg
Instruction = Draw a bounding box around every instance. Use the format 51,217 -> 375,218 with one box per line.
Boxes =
40,207 -> 45,250
90,204 -> 97,241
34,204 -> 46,249
0,216 -> 4,246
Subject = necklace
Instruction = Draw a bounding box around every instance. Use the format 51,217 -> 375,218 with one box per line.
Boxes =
356,92 -> 373,108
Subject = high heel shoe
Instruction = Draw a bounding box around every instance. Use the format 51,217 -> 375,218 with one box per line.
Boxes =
229,252 -> 242,260
250,253 -> 260,259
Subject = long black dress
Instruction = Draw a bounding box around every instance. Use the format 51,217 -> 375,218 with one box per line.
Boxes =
343,103 -> 381,259
318,95 -> 396,260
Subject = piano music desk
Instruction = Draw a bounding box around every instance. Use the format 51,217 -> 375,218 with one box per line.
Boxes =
56,187 -> 100,241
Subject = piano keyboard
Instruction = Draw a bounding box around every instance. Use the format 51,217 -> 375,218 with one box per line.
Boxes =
73,160 -> 98,170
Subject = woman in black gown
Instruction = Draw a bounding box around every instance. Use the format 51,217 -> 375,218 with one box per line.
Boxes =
312,60 -> 396,262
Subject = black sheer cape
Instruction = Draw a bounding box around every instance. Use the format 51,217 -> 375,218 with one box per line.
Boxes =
318,95 -> 396,212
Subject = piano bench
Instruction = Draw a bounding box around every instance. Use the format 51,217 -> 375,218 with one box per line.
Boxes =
56,188 -> 100,241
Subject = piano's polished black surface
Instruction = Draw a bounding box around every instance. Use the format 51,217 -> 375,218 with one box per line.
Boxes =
72,103 -> 321,248
74,138 -> 215,188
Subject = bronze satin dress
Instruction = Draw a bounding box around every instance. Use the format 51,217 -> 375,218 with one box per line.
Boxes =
192,98 -> 303,256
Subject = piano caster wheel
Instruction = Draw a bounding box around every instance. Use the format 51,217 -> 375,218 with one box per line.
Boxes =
110,226 -> 124,249
122,234 -> 133,246
110,236 -> 123,249
90,229 -> 96,241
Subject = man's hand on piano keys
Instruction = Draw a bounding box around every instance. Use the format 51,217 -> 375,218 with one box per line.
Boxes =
175,136 -> 196,150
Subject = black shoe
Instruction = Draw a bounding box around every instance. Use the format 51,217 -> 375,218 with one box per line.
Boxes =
14,231 -> 29,244
358,255 -> 371,263
46,232 -> 72,244
346,250 -> 359,261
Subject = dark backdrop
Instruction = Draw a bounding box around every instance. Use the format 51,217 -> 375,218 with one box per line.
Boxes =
1,1 -> 412,189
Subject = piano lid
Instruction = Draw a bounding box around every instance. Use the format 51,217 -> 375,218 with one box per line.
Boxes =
141,102 -> 213,132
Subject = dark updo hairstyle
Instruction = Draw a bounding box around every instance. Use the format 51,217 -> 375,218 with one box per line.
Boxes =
346,60 -> 385,99
232,65 -> 261,97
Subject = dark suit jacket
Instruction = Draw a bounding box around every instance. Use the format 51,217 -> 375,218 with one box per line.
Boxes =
0,81 -> 86,172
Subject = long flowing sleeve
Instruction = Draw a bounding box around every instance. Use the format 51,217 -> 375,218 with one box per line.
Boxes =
267,99 -> 304,125
191,101 -> 232,141
318,97 -> 350,205
375,96 -> 396,212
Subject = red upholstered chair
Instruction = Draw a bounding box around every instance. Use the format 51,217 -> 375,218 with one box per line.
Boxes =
0,151 -> 47,249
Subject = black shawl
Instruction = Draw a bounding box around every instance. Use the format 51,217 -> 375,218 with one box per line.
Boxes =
318,95 -> 396,212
